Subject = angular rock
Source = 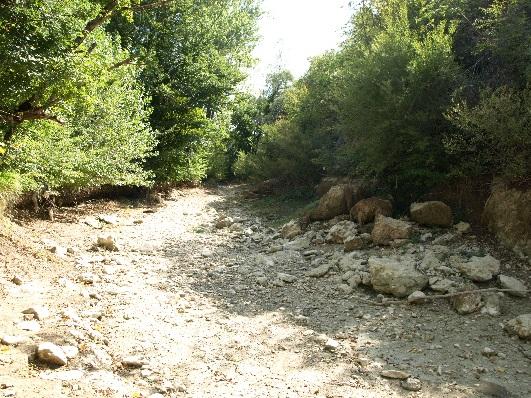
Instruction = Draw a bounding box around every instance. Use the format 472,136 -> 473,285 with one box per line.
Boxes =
277,273 -> 297,283
457,255 -> 501,282
410,201 -> 453,227
451,284 -> 482,315
326,220 -> 357,244
346,233 -> 371,252
280,220 -> 302,239
369,257 -> 428,298
121,356 -> 148,368
504,314 -> 531,340
309,184 -> 353,221
11,275 -> 23,285
498,275 -> 527,297
429,277 -> 454,293
37,342 -> 68,366
350,197 -> 392,225
371,215 -> 412,245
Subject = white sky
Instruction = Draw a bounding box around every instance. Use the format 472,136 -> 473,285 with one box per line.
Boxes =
245,0 -> 354,93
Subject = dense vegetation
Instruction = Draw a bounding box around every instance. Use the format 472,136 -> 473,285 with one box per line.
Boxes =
0,0 -> 529,207
0,0 -> 259,199
236,0 -> 530,202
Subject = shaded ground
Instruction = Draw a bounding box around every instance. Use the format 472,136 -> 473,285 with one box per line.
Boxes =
0,185 -> 530,398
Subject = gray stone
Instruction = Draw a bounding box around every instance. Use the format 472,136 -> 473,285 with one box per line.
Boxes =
306,262 -> 332,278
451,284 -> 482,315
457,255 -> 501,282
280,220 -> 302,239
401,377 -> 422,392
504,314 -> 531,340
407,291 -> 427,304
498,275 -> 527,297
277,273 -> 297,283
454,221 -> 471,234
326,220 -> 357,244
37,342 -> 68,366
381,369 -> 410,380
369,257 -> 428,298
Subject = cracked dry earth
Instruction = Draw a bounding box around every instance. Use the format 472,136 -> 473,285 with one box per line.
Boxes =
1,186 -> 530,398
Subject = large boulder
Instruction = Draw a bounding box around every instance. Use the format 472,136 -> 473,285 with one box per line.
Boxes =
410,201 -> 453,227
505,314 -> 531,340
369,257 -> 428,298
316,177 -> 353,197
371,215 -> 412,245
310,184 -> 353,221
482,180 -> 531,256
326,220 -> 357,244
350,197 -> 392,225
457,255 -> 501,282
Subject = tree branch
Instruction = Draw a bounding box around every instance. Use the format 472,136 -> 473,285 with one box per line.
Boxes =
356,288 -> 529,306
110,55 -> 137,70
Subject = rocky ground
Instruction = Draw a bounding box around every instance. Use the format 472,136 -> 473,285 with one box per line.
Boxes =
0,185 -> 530,398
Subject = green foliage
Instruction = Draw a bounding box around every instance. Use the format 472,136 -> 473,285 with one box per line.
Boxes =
445,87 -> 531,181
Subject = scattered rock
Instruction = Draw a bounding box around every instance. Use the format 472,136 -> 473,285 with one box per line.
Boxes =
371,215 -> 412,245
451,284 -> 482,315
369,257 -> 428,297
498,275 -> 527,297
62,345 -> 79,359
326,220 -> 357,244
280,220 -> 303,239
40,370 -> 84,381
401,377 -> 422,391
98,214 -> 119,225
407,291 -> 427,304
22,306 -> 50,321
429,277 -> 454,293
504,314 -> 531,340
380,369 -> 410,380
323,338 -> 340,351
350,197 -> 392,225
256,276 -> 268,286
83,216 -> 102,229
96,236 -> 119,251
201,248 -> 213,258
37,342 -> 68,366
11,275 -> 23,285
457,255 -> 501,282
477,380 -> 513,398
79,272 -> 99,285
50,245 -> 68,258
455,221 -> 471,234
306,262 -> 332,278
410,201 -> 453,227
481,347 -> 497,357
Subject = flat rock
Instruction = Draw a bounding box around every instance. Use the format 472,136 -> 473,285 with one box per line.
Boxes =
306,262 -> 332,278
498,275 -> 527,297
122,356 -> 148,368
381,369 -> 410,380
407,291 -> 427,304
369,257 -> 428,298
277,273 -> 297,283
17,320 -> 40,332
504,314 -> 531,340
37,342 -> 68,366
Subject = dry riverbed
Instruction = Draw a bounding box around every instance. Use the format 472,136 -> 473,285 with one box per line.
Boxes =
1,185 -> 530,398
